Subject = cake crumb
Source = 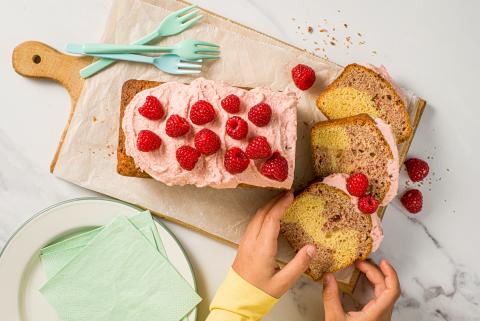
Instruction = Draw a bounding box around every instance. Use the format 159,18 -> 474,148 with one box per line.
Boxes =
372,50 -> 378,55
92,116 -> 97,123
307,26 -> 313,33
330,41 -> 336,46
344,23 -> 348,28
319,28 -> 328,33
357,32 -> 362,37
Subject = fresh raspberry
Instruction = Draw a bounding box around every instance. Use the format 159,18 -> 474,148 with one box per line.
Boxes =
245,136 -> 271,159
136,130 -> 161,152
176,145 -> 201,171
224,147 -> 250,174
221,94 -> 241,114
189,100 -> 216,125
194,128 -> 221,155
260,152 -> 289,181
358,195 -> 379,214
404,158 -> 429,182
165,114 -> 190,137
138,96 -> 164,120
346,173 -> 369,197
400,189 -> 423,214
291,64 -> 316,90
226,116 -> 248,140
248,103 -> 272,127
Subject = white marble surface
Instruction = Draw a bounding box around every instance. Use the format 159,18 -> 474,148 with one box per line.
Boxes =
1,1 -> 479,320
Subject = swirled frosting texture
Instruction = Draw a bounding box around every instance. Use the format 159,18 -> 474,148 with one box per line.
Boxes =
123,78 -> 297,189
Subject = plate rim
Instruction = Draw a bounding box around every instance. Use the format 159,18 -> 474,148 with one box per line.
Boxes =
0,196 -> 198,320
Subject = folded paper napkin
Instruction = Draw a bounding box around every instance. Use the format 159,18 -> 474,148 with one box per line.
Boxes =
40,212 -> 201,321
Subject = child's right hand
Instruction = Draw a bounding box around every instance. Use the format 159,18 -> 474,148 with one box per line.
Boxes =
322,259 -> 401,321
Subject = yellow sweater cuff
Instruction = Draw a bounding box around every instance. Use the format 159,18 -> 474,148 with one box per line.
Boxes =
206,268 -> 278,321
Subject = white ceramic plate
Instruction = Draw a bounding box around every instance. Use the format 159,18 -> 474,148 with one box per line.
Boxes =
0,197 -> 197,321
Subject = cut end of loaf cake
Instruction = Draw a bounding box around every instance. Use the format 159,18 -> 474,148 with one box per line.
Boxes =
280,182 -> 372,280
316,63 -> 412,143
310,114 -> 397,204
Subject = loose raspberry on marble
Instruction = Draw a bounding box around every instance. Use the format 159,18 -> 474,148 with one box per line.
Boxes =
260,152 -> 288,181
245,136 -> 271,159
224,147 -> 250,174
138,96 -> 164,120
248,102 -> 272,127
136,130 -> 162,152
291,64 -> 316,90
189,100 -> 216,125
194,128 -> 221,155
221,94 -> 241,114
226,116 -> 248,140
176,145 -> 201,171
400,189 -> 423,214
358,195 -> 379,214
404,158 -> 429,182
165,114 -> 190,137
347,173 -> 369,197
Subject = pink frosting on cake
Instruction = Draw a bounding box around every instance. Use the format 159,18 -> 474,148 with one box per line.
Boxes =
322,174 -> 384,252
122,78 -> 297,189
373,118 -> 399,205
367,64 -> 408,108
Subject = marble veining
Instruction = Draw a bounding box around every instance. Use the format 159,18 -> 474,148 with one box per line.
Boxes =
2,1 -> 480,321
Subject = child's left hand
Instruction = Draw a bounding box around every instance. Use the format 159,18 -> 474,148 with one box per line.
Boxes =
232,191 -> 317,298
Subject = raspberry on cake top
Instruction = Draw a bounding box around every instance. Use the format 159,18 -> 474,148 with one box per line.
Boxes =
122,78 -> 297,189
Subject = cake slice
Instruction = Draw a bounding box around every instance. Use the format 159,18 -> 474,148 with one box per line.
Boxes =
310,114 -> 399,205
316,63 -> 412,143
280,174 -> 383,280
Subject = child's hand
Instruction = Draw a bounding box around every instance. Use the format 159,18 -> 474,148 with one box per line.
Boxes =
323,259 -> 401,321
232,191 -> 317,298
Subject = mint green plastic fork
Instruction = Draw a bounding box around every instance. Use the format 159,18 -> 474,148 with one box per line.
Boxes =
83,53 -> 202,75
67,39 -> 220,61
80,5 -> 203,78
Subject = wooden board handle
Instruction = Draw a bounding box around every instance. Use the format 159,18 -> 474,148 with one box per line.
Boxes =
12,41 -> 93,102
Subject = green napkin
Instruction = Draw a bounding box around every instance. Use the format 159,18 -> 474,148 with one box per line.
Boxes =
40,211 -> 166,279
40,216 -> 201,321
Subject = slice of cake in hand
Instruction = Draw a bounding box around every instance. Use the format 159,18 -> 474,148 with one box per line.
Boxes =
316,63 -> 412,143
310,114 -> 399,205
280,174 -> 384,280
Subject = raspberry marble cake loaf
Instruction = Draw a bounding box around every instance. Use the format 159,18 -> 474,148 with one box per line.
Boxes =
311,114 -> 399,205
118,78 -> 297,189
316,63 -> 412,143
280,174 -> 383,280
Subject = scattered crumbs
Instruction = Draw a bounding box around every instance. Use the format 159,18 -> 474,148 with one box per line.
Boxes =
323,18 -> 327,23
302,38 -> 307,41
446,168 -> 450,172
330,41 -> 336,46
332,27 -> 336,31
314,47 -> 321,51
297,26 -> 301,29
344,23 -> 348,28
319,28 -> 328,32
359,41 -> 366,45
291,17 -> 296,21
357,32 -> 362,37
314,41 -> 318,45
452,210 -> 456,214
92,116 -> 97,123
307,26 -> 313,33
372,50 -> 378,55
337,9 -> 341,13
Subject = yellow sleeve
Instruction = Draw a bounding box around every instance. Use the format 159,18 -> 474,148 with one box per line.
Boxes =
205,268 -> 278,321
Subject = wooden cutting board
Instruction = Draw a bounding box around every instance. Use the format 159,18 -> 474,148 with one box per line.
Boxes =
12,41 -> 93,172
12,40 -> 426,294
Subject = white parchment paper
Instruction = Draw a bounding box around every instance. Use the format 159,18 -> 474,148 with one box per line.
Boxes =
53,0 -> 420,285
